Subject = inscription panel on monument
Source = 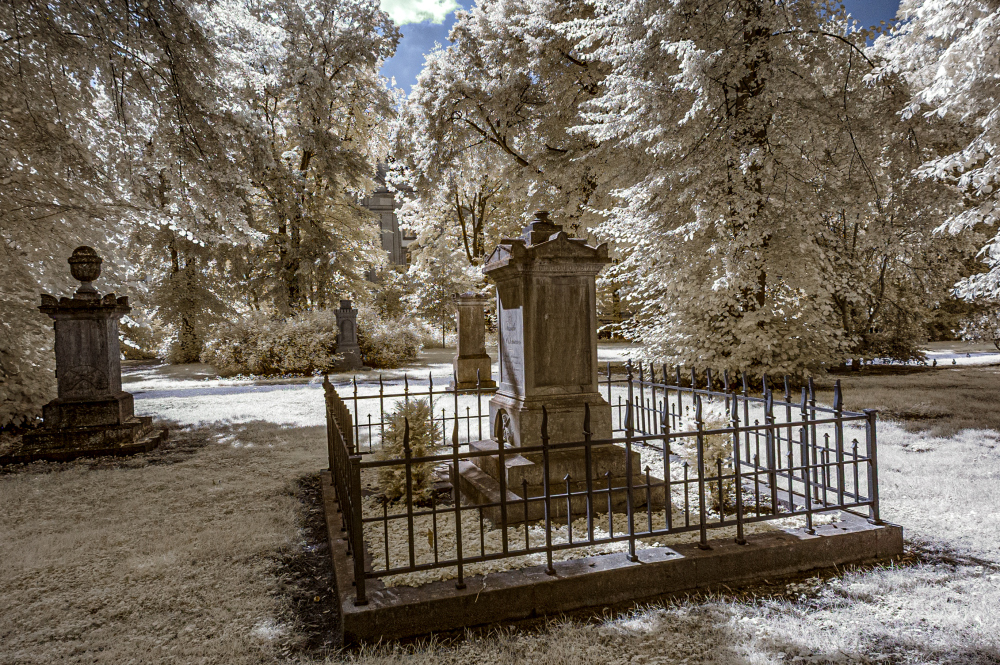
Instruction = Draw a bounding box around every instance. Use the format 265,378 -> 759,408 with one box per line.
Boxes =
534,277 -> 590,388
497,283 -> 524,395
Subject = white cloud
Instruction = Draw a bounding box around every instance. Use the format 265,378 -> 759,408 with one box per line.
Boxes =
381,0 -> 460,25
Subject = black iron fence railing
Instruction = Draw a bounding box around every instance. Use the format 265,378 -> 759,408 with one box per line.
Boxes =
324,362 -> 880,606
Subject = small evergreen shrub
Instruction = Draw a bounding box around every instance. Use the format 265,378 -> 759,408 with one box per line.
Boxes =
376,398 -> 439,502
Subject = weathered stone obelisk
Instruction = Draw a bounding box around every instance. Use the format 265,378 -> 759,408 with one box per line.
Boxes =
333,299 -> 364,371
458,211 -> 663,520
3,247 -> 167,464
449,292 -> 497,391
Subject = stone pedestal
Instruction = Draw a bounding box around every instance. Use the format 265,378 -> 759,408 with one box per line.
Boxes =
458,212 -> 664,520
3,247 -> 166,465
334,299 -> 364,371
449,292 -> 496,391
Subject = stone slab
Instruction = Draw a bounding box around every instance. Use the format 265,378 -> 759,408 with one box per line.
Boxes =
5,419 -> 168,464
320,471 -> 903,644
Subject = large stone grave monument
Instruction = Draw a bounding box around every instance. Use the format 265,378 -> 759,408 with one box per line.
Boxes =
3,247 -> 167,464
459,212 -> 664,520
333,299 -> 364,371
449,292 -> 496,391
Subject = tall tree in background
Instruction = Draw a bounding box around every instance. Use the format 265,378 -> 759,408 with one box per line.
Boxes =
242,0 -> 398,313
568,0 -> 967,374
403,0 -> 609,233
0,0 -> 397,427
876,1 -> 1000,302
391,143 -> 521,267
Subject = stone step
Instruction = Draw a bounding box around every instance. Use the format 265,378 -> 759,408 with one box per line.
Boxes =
458,459 -> 667,524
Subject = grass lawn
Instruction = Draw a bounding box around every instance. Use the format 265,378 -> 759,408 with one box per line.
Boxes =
817,364 -> 1000,437
2,365 -> 1000,664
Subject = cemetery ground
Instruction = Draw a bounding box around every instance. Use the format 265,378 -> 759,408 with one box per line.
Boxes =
1,352 -> 999,664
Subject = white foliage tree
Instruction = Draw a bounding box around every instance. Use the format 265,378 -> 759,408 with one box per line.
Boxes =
567,0 -> 963,375
402,0 -> 609,233
875,1 -> 1000,300
0,0 -> 397,426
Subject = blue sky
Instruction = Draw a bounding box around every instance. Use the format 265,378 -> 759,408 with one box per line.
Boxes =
380,0 -> 902,94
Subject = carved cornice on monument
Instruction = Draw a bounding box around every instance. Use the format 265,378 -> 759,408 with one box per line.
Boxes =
483,211 -> 610,279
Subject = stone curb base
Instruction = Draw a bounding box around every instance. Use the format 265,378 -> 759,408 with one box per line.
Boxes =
320,471 -> 903,644
0,426 -> 168,465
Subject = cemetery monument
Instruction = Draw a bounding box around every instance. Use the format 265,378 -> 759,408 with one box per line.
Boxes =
333,299 -> 364,371
2,247 -> 167,464
449,291 -> 497,390
459,211 -> 664,518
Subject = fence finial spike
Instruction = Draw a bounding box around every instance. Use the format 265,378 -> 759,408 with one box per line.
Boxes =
695,395 -> 703,424
741,370 -> 748,395
690,367 -> 697,389
675,365 -> 682,385
808,376 -> 815,402
626,358 -> 633,380
834,379 -> 843,411
638,361 -> 644,382
706,368 -> 713,391
723,369 -> 730,393
583,402 -> 592,436
428,372 -> 434,390
783,375 -> 791,400
476,367 -> 481,388
663,364 -> 670,386
762,373 -> 769,394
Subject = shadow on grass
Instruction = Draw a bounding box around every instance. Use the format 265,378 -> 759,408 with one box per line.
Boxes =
273,472 -> 343,659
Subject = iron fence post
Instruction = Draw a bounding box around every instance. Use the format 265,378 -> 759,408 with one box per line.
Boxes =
730,393 -> 746,545
349,454 -> 367,605
450,418 -> 465,588
625,401 -> 638,562
541,406 -> 555,575
865,409 -> 881,524
584,403 -> 595,542
834,380 -> 846,507
695,396 -> 710,549
765,390 -> 779,514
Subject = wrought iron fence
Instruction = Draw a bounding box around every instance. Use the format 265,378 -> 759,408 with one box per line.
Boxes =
324,363 -> 880,606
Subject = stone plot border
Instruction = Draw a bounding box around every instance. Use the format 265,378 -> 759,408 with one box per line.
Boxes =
320,471 -> 903,644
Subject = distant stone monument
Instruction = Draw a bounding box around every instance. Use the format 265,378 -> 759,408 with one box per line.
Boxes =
449,292 -> 496,391
459,211 -> 663,520
333,299 -> 364,371
3,247 -> 167,464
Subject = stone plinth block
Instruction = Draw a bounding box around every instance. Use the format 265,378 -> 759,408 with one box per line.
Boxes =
334,299 -> 364,371
450,292 -> 496,391
1,246 -> 166,465
458,439 -> 665,524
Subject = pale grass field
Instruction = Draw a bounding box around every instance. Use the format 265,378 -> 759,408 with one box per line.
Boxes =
2,366 -> 1000,664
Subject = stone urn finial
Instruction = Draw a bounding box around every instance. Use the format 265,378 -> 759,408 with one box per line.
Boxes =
522,210 -> 562,245
68,246 -> 102,297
